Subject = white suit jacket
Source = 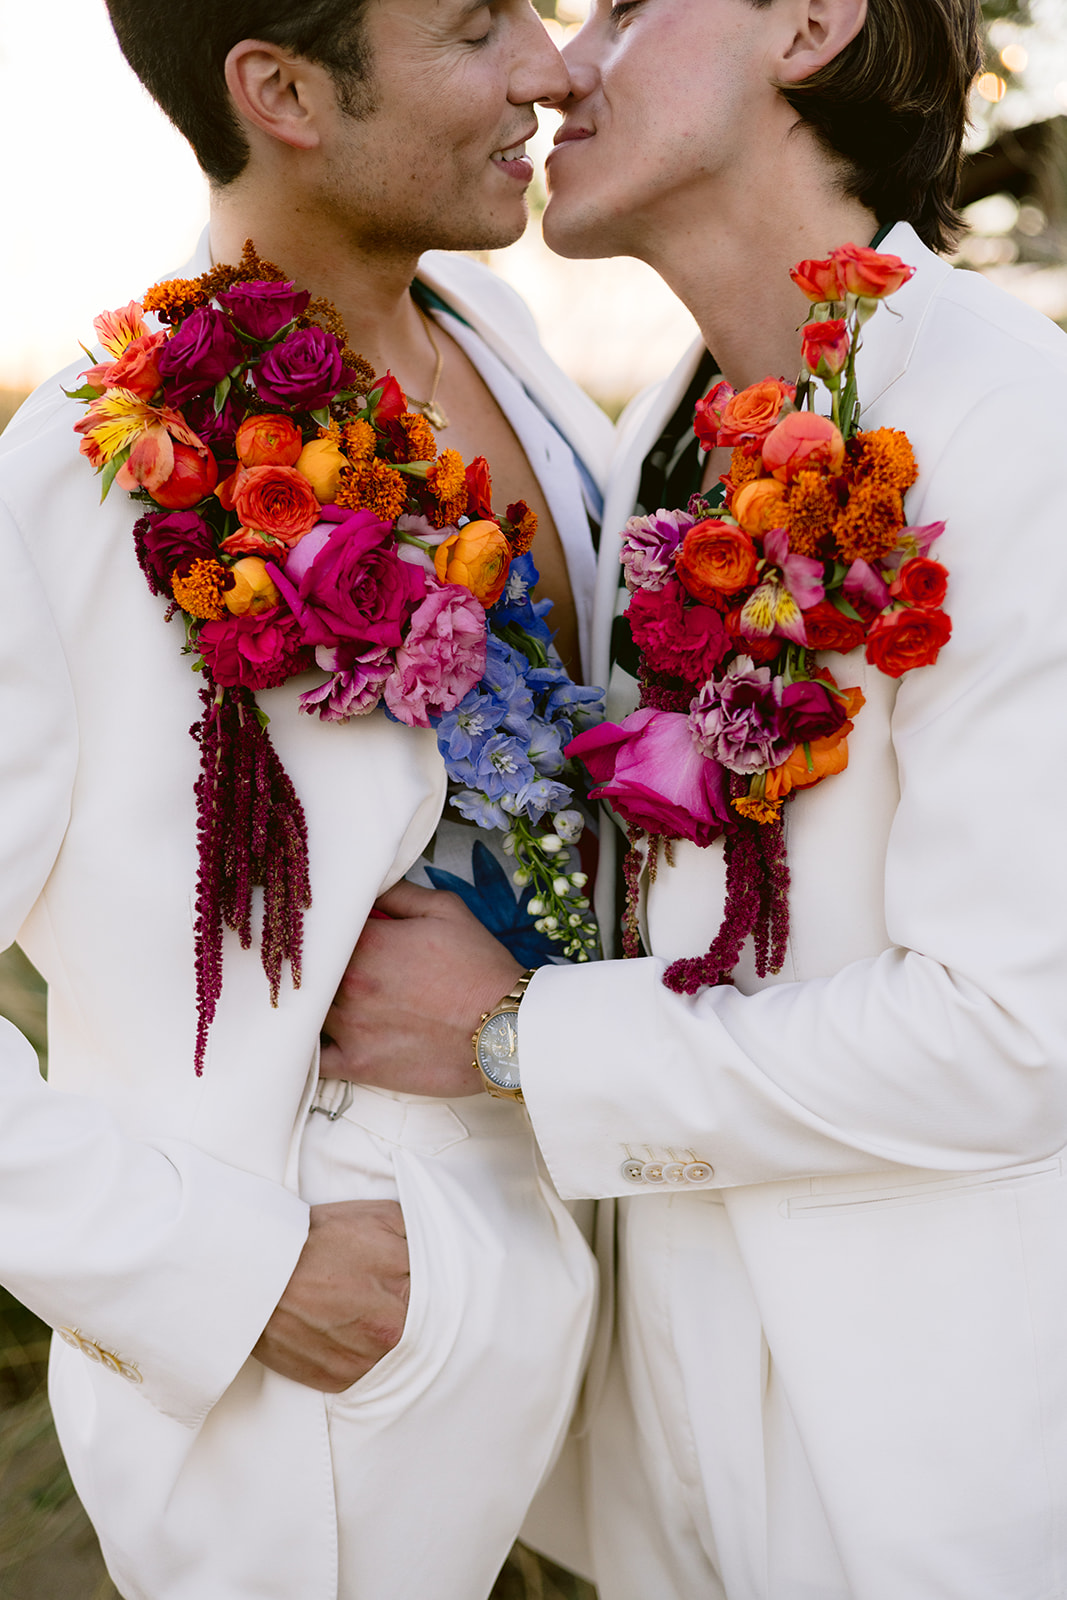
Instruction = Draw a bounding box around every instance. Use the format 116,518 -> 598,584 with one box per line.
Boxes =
523,220 -> 1067,1201
0,239 -> 610,1583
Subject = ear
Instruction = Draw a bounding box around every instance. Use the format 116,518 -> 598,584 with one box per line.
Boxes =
224,40 -> 325,154
774,0 -> 867,85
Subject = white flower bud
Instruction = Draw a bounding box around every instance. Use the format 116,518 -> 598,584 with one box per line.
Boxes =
540,834 -> 564,854
569,871 -> 588,888
512,869 -> 530,887
542,915 -> 558,931
527,898 -> 545,916
502,833 -> 517,857
552,876 -> 570,896
568,913 -> 582,927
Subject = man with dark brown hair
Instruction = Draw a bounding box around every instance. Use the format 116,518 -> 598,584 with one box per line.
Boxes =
326,0 -> 1067,1594
0,2 -> 610,1595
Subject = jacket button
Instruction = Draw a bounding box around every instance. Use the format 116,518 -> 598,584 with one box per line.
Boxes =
119,1361 -> 143,1386
621,1159 -> 645,1182
684,1161 -> 714,1183
662,1162 -> 686,1183
642,1162 -> 666,1183
57,1326 -> 83,1350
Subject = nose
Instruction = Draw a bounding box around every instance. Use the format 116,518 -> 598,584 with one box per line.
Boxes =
558,27 -> 599,104
510,11 -> 572,107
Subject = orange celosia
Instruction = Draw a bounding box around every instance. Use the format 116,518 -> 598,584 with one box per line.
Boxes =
785,468 -> 839,556
427,449 -> 466,503
172,559 -> 228,620
850,427 -> 918,496
342,418 -> 377,463
505,501 -> 538,556
336,460 -> 408,521
833,481 -> 904,563
727,447 -> 763,494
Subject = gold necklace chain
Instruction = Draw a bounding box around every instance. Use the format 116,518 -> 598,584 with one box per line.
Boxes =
405,304 -> 449,430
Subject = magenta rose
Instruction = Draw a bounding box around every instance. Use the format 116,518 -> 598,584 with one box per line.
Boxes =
180,388 -> 247,458
216,280 -> 311,342
197,605 -> 312,691
273,505 -> 425,652
134,509 -> 216,595
568,708 -> 730,846
689,658 -> 793,774
299,642 -> 393,722
156,307 -> 245,406
627,577 -> 731,685
254,327 -> 344,410
384,580 -> 487,729
777,679 -> 848,745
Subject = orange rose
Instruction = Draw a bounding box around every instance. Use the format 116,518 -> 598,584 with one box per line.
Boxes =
717,379 -> 795,448
235,414 -> 303,467
433,519 -> 511,606
789,256 -> 845,303
831,244 -> 914,300
889,558 -> 948,609
864,606 -> 951,678
233,464 -> 321,545
731,477 -> 790,535
296,437 -> 348,503
762,411 -> 845,483
676,520 -> 758,601
223,557 -> 281,616
765,685 -> 864,800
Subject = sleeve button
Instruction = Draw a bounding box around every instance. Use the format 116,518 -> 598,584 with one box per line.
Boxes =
621,1159 -> 646,1182
641,1162 -> 666,1183
684,1161 -> 714,1183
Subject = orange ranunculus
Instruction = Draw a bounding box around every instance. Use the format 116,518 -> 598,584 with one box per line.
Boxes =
675,519 -> 758,601
831,243 -> 914,300
764,684 -> 864,800
731,477 -> 791,536
235,413 -> 303,468
433,519 -> 511,606
717,378 -> 795,448
762,410 -> 845,483
789,256 -> 845,303
121,435 -> 218,509
296,437 -> 348,503
220,527 -> 284,558
233,464 -> 321,545
223,557 -> 281,616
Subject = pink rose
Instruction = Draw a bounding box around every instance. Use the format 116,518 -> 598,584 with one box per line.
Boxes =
567,708 -> 730,846
275,505 -> 425,651
762,411 -> 845,483
384,580 -> 487,728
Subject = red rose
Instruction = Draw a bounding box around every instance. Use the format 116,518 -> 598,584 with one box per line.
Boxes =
233,464 -> 321,544
799,598 -> 868,653
693,380 -> 735,451
864,606 -> 951,678
831,244 -> 915,300
890,558 -> 948,608
465,456 -> 494,520
152,441 -> 219,510
801,319 -> 850,378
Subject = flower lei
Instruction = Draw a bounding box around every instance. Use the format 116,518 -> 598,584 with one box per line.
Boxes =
569,243 -> 952,992
70,242 -> 601,1073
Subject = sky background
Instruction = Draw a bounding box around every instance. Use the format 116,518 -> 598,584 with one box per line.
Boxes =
2,0 -> 1065,405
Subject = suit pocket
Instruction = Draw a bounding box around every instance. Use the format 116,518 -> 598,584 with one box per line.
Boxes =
783,1155 -> 1065,1219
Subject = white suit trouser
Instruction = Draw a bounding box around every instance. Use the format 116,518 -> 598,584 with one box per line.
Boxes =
299,1083 -> 596,1600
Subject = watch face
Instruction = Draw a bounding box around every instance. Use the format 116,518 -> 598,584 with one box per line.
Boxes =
476,1009 -> 521,1091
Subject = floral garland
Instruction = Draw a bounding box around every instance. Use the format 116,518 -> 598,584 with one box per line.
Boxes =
70,242 -> 601,1072
569,243 -> 951,992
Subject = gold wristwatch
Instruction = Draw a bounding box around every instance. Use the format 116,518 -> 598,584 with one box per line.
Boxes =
472,970 -> 535,1100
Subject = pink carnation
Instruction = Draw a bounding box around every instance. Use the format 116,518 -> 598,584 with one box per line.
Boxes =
384,580 -> 487,728
197,605 -> 311,691
627,577 -> 730,687
299,642 -> 393,721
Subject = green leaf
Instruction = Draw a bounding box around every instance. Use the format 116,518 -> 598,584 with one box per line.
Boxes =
310,407 -> 330,428
213,375 -> 232,415
99,448 -> 130,502
63,381 -> 103,402
828,590 -> 862,621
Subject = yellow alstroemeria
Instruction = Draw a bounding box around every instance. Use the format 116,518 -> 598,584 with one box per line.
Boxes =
739,576 -> 808,645
73,388 -> 201,469
92,301 -> 149,361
